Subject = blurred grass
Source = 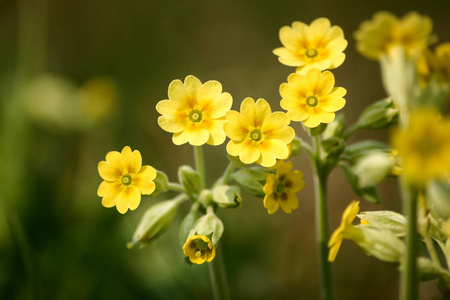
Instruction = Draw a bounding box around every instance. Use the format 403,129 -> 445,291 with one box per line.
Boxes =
1,0 -> 450,299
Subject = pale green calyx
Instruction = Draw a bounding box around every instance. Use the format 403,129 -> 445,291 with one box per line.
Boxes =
178,165 -> 202,197
212,185 -> 242,208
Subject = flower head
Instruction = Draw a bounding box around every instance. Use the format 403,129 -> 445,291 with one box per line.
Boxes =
224,97 -> 295,167
418,43 -> 450,85
354,11 -> 433,60
328,200 -> 360,262
183,235 -> 216,264
280,68 -> 346,128
273,18 -> 347,75
156,75 -> 232,146
391,110 -> 450,185
97,146 -> 156,214
263,161 -> 305,214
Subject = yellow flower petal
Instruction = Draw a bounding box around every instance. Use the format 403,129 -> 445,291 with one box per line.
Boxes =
197,80 -> 222,106
264,194 -> 280,215
279,25 -> 300,51
258,139 -> 289,167
206,118 -> 227,146
309,18 -> 331,40
328,239 -> 342,262
184,75 -> 202,97
168,79 -> 188,102
98,161 -> 121,181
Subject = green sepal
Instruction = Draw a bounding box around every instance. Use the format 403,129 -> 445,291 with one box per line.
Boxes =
151,171 -> 169,197
227,154 -> 246,168
341,164 -> 381,204
179,208 -> 199,246
323,114 -> 346,139
212,185 -> 242,208
231,167 -> 271,198
416,257 -> 450,282
188,213 -> 224,246
342,140 -> 391,165
357,210 -> 406,236
352,152 -> 393,188
427,180 -> 450,219
178,165 -> 201,197
350,97 -> 399,132
306,123 -> 328,136
413,75 -> 449,110
321,137 -> 345,170
290,138 -> 301,157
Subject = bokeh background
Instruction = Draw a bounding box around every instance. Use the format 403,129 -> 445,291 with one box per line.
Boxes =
1,0 -> 450,299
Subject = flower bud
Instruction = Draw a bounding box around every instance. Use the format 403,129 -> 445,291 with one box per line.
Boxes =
353,151 -> 393,188
188,210 -> 224,246
357,210 -> 406,236
323,114 -> 346,139
178,165 -> 202,197
212,185 -> 242,208
353,97 -> 398,131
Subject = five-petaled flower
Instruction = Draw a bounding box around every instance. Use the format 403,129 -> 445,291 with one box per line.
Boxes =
280,68 -> 346,128
391,110 -> 450,186
156,75 -> 232,146
263,161 -> 305,214
97,146 -> 157,214
273,18 -> 347,75
224,97 -> 295,168
328,200 -> 360,262
183,235 -> 216,264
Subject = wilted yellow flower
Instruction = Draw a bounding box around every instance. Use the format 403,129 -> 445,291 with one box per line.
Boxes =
97,146 -> 157,214
280,68 -> 346,128
183,235 -> 216,264
156,75 -> 232,146
354,11 -> 433,60
391,110 -> 450,185
79,77 -> 117,123
224,97 -> 295,168
263,161 -> 305,214
328,200 -> 360,262
273,18 -> 347,75
418,43 -> 450,85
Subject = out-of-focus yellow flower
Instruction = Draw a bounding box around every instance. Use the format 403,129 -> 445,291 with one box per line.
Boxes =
273,18 -> 347,75
328,200 -> 360,262
391,110 -> 450,186
97,146 -> 156,214
183,235 -> 216,264
280,68 -> 346,128
354,11 -> 433,60
79,77 -> 117,123
156,75 -> 232,146
224,97 -> 295,168
263,161 -> 305,214
418,43 -> 450,85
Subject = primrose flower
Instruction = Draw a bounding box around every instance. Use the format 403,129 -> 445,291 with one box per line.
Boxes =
328,200 -> 360,262
417,43 -> 450,85
280,68 -> 346,128
263,161 -> 305,214
156,75 -> 232,146
391,110 -> 450,186
183,235 -> 216,264
354,11 -> 433,60
97,146 -> 157,214
224,97 -> 295,168
273,18 -> 347,75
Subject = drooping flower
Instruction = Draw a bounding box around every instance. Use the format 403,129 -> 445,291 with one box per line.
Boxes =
328,200 -> 360,262
417,43 -> 450,85
263,161 -> 305,214
97,146 -> 157,214
156,75 -> 232,146
391,110 -> 450,186
183,235 -> 216,264
224,97 -> 295,168
280,68 -> 346,128
354,11 -> 433,60
273,18 -> 347,75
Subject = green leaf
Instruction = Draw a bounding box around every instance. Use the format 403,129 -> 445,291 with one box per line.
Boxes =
343,140 -> 391,165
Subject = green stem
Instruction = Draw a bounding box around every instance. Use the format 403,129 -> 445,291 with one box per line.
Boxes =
208,242 -> 231,300
215,162 -> 235,186
312,136 -> 333,300
400,183 -> 418,300
194,146 -> 206,189
343,124 -> 359,141
168,182 -> 185,194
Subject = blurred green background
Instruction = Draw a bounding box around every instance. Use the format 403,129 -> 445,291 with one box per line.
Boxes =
1,0 -> 450,299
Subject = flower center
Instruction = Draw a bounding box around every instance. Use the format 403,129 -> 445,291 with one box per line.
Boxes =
189,109 -> 203,122
250,129 -> 263,142
306,95 -> 319,107
121,174 -> 133,186
306,48 -> 318,58
195,251 -> 202,257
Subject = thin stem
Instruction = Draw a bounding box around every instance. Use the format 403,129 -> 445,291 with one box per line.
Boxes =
167,182 -> 185,194
312,137 -> 333,300
400,183 -> 418,300
194,146 -> 206,189
299,139 -> 314,159
208,242 -> 231,300
215,162 -> 235,186
343,124 -> 359,141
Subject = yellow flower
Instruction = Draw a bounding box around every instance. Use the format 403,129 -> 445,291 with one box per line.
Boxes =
328,200 -> 360,262
156,75 -> 232,146
97,146 -> 157,214
224,97 -> 295,168
263,161 -> 305,214
273,18 -> 347,75
418,43 -> 450,85
280,68 -> 346,128
354,11 -> 433,60
391,110 -> 450,185
183,235 -> 216,264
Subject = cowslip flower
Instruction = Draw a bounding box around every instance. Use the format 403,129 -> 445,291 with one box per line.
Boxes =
354,11 -> 433,60
97,146 -> 156,214
328,200 -> 360,262
224,97 -> 295,168
183,235 -> 216,264
263,161 -> 305,214
280,68 -> 346,128
156,75 -> 232,146
417,43 -> 450,85
391,110 -> 450,186
273,18 -> 347,75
